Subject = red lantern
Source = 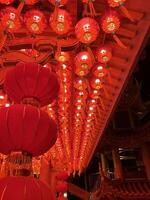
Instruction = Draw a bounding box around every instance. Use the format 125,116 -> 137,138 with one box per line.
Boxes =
92,63 -> 108,78
24,0 -> 39,5
0,7 -> 21,32
24,10 -> 47,34
74,51 -> 93,76
75,17 -> 100,44
90,77 -> 103,90
49,0 -> 68,6
0,104 -> 57,156
55,51 -> 70,63
96,45 -> 112,63
101,11 -> 126,48
107,0 -> 134,22
0,0 -> 14,4
0,176 -> 55,200
74,77 -> 88,91
49,9 -> 72,35
56,181 -> 68,192
4,62 -> 59,107
56,171 -> 69,181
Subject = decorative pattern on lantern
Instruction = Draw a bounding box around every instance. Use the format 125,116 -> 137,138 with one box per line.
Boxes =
49,9 -> 72,35
101,11 -> 126,48
4,62 -> 59,107
90,77 -> 103,90
49,0 -> 68,6
92,63 -> 108,79
74,51 -> 93,76
74,77 -> 88,90
96,45 -> 112,63
89,89 -> 102,99
107,0 -> 134,22
0,7 -> 21,32
24,10 -> 47,34
0,0 -> 14,4
0,176 -> 55,200
0,104 -> 57,156
75,17 -> 100,44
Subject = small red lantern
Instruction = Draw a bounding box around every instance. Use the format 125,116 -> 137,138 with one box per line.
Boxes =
107,0 -> 134,22
0,7 -> 21,32
24,10 -> 47,34
5,62 -> 59,107
0,104 -> 57,156
74,77 -> 88,91
89,89 -> 101,99
55,51 -> 70,63
92,63 -> 108,78
49,9 -> 71,35
0,176 -> 55,200
74,51 -> 93,76
90,77 -> 103,90
96,45 -> 112,63
0,0 -> 14,4
101,11 -> 126,48
75,17 -> 100,44
49,0 -> 68,6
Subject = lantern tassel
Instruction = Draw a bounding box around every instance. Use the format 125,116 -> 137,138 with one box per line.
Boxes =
87,46 -> 96,63
120,6 -> 134,22
113,34 -> 127,49
89,1 -> 96,17
17,1 -> 25,15
57,40 -> 61,57
53,5 -> 59,22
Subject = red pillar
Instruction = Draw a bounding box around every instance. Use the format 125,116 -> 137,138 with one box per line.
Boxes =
112,149 -> 123,180
142,144 -> 150,180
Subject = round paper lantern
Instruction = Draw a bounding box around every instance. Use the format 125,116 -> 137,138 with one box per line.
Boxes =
74,51 -> 93,76
49,0 -> 68,6
96,45 -> 112,63
49,9 -> 72,35
0,7 -> 21,32
0,0 -> 14,4
24,10 -> 47,34
107,0 -> 134,22
4,62 -> 59,107
90,77 -> 103,90
75,17 -> 100,44
55,51 -> 70,63
0,176 -> 55,200
74,77 -> 88,90
0,104 -> 57,156
92,63 -> 108,78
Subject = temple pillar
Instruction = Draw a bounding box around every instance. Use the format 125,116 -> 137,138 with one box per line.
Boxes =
141,144 -> 150,180
112,149 -> 123,180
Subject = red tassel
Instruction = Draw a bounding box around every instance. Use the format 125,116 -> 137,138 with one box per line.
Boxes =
89,1 -> 96,17
113,34 -> 127,49
57,40 -> 61,57
53,5 -> 59,22
17,1 -> 25,15
87,46 -> 95,63
120,6 -> 134,22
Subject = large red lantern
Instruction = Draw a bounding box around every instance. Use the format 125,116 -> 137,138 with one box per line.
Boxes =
49,9 -> 72,35
75,17 -> 100,44
101,11 -> 126,48
0,0 -> 14,4
74,51 -> 93,76
49,0 -> 68,6
107,0 -> 134,22
0,176 -> 55,200
96,45 -> 112,63
0,104 -> 57,156
0,7 -> 21,33
24,10 -> 47,34
4,62 -> 59,107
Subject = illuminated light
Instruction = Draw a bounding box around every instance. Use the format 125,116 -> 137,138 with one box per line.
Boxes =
5,103 -> 10,107
62,64 -> 67,69
0,95 -> 5,100
64,192 -> 68,198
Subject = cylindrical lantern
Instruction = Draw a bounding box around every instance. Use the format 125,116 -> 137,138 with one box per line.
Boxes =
24,10 -> 47,34
96,45 -> 112,63
0,176 -> 55,199
4,62 -> 59,107
49,9 -> 72,35
0,7 -> 21,32
0,104 -> 57,156
74,51 -> 93,76
75,17 -> 100,44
